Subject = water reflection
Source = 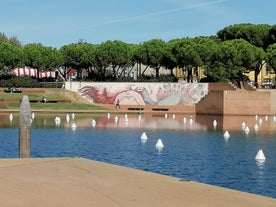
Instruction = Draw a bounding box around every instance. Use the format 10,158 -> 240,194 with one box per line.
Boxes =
2,113 -> 276,134
256,160 -> 266,170
0,112 -> 276,198
255,161 -> 266,195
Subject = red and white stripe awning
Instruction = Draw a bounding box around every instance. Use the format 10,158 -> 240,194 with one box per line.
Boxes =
38,71 -> 56,78
11,67 -> 56,78
11,67 -> 37,77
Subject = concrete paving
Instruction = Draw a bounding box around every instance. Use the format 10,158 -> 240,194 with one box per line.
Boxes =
0,157 -> 275,207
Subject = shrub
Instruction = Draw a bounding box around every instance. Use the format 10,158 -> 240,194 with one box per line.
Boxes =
0,76 -> 40,88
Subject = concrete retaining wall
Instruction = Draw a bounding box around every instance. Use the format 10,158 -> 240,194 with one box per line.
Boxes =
196,91 -> 224,115
208,83 -> 236,91
196,90 -> 274,115
65,81 -> 275,115
65,81 -> 208,106
270,90 -> 276,114
224,90 -> 270,115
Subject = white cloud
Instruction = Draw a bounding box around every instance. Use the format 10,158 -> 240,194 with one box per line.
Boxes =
163,0 -> 228,9
75,0 -> 229,30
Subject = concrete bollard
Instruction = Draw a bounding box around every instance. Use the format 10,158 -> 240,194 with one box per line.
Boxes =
19,95 -> 32,158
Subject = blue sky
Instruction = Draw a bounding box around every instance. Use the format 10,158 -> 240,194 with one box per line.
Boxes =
2,0 -> 276,48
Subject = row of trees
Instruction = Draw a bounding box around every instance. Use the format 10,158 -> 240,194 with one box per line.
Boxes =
1,23 -> 276,83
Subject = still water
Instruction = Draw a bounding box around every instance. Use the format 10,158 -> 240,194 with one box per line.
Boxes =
1,113 -> 276,198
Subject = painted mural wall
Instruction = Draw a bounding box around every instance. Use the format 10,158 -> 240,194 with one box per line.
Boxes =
78,82 -> 208,106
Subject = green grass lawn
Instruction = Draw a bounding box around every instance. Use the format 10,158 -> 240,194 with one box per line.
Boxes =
0,88 -> 108,111
3,102 -> 106,110
0,93 -> 41,100
1,91 -> 63,101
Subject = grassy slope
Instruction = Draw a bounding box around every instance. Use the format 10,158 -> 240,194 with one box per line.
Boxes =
1,88 -> 106,111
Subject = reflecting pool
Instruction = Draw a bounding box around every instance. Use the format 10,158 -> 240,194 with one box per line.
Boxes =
1,112 -> 276,198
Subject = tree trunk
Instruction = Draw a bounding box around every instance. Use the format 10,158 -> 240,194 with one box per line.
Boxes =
101,66 -> 106,79
141,65 -> 149,76
138,62 -> 142,77
112,66 -> 117,79
118,67 -> 126,78
127,64 -> 135,76
254,61 -> 265,87
155,66 -> 160,78
187,68 -> 193,82
170,68 -> 174,76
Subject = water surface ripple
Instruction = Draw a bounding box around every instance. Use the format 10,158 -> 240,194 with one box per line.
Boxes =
0,114 -> 276,198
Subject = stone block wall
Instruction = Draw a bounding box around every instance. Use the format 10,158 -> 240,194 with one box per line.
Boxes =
223,90 -> 270,115
196,91 -> 224,115
269,90 -> 276,114
196,90 -> 273,115
208,83 -> 236,91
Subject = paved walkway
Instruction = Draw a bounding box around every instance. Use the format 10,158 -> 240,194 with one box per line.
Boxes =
0,158 -> 275,207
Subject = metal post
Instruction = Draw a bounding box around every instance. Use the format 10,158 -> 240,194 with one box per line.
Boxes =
19,95 -> 32,158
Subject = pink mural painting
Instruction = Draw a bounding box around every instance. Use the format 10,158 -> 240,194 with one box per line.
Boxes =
79,83 -> 208,106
